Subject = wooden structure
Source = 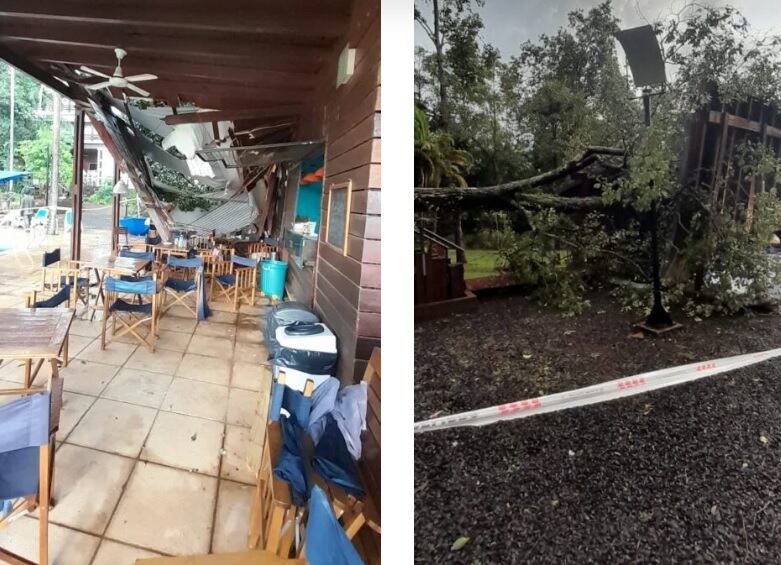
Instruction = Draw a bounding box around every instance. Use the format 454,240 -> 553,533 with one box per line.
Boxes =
0,308 -> 74,388
0,0 -> 381,383
682,100 -> 781,224
414,228 -> 476,321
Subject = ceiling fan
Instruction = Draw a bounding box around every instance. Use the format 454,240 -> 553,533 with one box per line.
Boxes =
79,48 -> 157,97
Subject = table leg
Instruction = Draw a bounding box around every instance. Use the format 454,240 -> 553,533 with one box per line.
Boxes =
23,358 -> 31,388
91,268 -> 104,322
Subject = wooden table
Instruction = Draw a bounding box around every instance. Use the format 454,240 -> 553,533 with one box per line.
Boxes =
84,256 -> 152,318
151,244 -> 191,261
0,308 -> 75,388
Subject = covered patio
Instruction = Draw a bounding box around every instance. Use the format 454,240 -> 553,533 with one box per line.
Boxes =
0,1 -> 380,563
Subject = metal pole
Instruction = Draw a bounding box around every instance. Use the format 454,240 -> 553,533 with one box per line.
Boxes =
70,110 -> 85,261
642,88 -> 674,328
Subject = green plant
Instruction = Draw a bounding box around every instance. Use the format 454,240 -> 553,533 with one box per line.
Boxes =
500,209 -> 589,315
414,105 -> 472,187
87,179 -> 113,205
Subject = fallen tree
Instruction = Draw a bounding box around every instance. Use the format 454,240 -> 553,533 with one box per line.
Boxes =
414,147 -> 626,210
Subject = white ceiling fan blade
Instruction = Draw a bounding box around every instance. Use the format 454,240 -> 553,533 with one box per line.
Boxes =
85,80 -> 112,90
124,73 -> 157,82
79,65 -> 111,79
125,83 -> 150,97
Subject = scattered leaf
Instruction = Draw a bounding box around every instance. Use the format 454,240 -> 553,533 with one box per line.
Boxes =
760,435 -> 769,445
451,536 -> 470,551
639,510 -> 654,522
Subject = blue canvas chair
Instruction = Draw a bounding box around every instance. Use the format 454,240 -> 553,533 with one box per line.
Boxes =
162,256 -> 209,320
0,376 -> 63,565
100,273 -> 163,352
210,254 -> 259,312
40,248 -> 91,310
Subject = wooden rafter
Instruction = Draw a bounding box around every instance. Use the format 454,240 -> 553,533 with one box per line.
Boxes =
164,107 -> 301,126
0,0 -> 350,36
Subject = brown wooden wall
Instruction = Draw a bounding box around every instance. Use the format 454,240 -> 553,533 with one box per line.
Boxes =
298,0 -> 380,383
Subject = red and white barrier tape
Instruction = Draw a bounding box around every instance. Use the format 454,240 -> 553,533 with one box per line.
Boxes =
414,347 -> 781,434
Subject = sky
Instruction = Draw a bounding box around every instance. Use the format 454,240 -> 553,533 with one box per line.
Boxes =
415,0 -> 781,59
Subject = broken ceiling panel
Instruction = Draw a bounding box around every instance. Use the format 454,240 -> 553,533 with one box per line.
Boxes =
196,140 -> 323,169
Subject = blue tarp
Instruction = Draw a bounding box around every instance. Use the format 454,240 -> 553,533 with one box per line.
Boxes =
0,171 -> 29,184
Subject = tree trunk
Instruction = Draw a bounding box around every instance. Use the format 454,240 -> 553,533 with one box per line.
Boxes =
48,91 -> 61,235
433,0 -> 449,130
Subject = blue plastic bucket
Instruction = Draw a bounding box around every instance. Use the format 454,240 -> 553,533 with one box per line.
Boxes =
260,260 -> 287,300
119,217 -> 149,236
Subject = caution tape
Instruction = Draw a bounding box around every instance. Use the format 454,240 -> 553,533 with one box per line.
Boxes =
414,347 -> 781,434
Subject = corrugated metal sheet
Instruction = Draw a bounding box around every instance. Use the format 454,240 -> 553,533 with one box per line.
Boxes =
197,140 -> 322,168
179,192 -> 257,235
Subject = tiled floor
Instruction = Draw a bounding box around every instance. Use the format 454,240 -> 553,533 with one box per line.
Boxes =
0,297 -> 272,564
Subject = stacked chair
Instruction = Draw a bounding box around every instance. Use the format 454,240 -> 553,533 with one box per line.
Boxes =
210,254 -> 259,312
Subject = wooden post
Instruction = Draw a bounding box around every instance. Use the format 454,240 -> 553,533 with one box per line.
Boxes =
111,161 -> 120,253
70,111 -> 85,261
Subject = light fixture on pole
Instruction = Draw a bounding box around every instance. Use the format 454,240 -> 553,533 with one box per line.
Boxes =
112,179 -> 128,195
615,25 -> 680,333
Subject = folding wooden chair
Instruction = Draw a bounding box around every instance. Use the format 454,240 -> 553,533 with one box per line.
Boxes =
245,242 -> 274,259
162,256 -> 204,319
248,374 -> 314,556
100,272 -> 164,352
210,255 -> 259,312
40,249 -> 92,311
0,375 -> 63,565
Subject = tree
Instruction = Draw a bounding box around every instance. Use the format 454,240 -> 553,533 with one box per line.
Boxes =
414,106 -> 471,188
17,126 -> 73,189
0,62 -> 43,170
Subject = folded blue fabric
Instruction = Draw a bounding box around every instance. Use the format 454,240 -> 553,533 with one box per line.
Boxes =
312,414 -> 365,498
273,415 -> 309,506
305,486 -> 364,565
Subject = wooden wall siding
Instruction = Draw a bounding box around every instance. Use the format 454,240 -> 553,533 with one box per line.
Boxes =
285,260 -> 315,306
297,0 -> 380,383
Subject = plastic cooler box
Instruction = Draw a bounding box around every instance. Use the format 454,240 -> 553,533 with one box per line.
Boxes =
271,323 -> 338,375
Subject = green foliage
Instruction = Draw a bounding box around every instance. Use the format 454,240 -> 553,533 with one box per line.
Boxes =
87,179 -> 114,205
499,209 -> 590,315
414,105 -> 471,187
149,161 -> 214,212
17,126 -> 73,188
524,80 -> 590,171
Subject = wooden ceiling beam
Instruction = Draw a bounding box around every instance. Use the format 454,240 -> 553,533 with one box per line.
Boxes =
164,107 -> 301,126
16,44 -> 317,90
0,43 -> 82,101
0,27 -> 329,74
0,0 -> 351,36
135,80 -> 312,107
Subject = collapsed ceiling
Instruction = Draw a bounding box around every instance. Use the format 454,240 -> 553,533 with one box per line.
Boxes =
0,0 -> 346,237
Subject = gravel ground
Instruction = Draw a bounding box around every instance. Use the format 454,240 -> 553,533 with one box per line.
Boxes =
415,295 -> 781,564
